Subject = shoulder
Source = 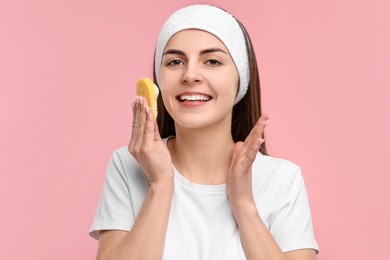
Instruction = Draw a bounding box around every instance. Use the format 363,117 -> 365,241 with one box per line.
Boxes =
252,152 -> 304,195
111,146 -> 133,162
254,152 -> 302,178
106,146 -> 146,187
109,146 -> 140,171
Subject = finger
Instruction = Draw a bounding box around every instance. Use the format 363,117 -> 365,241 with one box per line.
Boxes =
129,99 -> 138,151
248,137 -> 264,160
230,142 -> 244,171
153,120 -> 162,142
260,113 -> 270,122
143,104 -> 155,144
256,113 -> 270,137
233,146 -> 252,176
232,141 -> 244,159
133,96 -> 147,150
236,137 -> 264,173
245,114 -> 270,148
242,120 -> 262,152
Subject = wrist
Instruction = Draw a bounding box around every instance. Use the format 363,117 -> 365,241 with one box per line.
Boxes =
149,178 -> 174,197
231,200 -> 259,224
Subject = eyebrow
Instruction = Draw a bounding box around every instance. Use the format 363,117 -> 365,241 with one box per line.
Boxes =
200,48 -> 227,55
163,49 -> 185,56
163,48 -> 228,56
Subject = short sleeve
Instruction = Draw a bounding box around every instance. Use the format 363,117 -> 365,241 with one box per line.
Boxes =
89,149 -> 138,240
270,167 -> 319,253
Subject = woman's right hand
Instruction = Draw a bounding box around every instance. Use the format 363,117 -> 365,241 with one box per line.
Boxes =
128,96 -> 174,186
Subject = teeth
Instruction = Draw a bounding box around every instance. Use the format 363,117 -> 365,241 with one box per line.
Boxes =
179,95 -> 211,101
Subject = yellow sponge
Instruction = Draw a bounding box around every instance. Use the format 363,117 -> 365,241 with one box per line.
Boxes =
136,78 -> 158,119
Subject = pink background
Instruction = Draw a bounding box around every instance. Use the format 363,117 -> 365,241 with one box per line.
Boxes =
1,0 -> 389,259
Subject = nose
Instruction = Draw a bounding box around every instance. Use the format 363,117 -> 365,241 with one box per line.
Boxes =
181,61 -> 202,85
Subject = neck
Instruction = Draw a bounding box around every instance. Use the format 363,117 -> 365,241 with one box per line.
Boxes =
168,122 -> 235,185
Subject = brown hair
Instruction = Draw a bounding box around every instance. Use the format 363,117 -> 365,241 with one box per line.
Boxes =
153,18 -> 268,155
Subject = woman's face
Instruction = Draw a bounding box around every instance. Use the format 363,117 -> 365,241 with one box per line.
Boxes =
159,29 -> 239,130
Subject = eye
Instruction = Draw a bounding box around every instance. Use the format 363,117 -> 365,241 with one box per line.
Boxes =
206,58 -> 222,66
166,58 -> 184,67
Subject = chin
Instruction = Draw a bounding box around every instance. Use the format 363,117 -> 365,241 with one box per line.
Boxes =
173,113 -> 232,131
174,117 -> 210,129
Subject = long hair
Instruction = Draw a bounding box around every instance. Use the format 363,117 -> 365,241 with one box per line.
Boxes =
153,19 -> 268,155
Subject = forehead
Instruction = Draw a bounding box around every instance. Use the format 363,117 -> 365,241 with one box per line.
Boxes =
164,29 -> 229,52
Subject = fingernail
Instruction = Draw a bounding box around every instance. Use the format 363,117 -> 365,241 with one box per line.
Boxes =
145,106 -> 150,114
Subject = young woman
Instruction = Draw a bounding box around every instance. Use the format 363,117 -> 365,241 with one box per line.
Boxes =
90,4 -> 319,260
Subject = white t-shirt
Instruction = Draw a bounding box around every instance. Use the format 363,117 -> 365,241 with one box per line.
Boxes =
90,140 -> 319,259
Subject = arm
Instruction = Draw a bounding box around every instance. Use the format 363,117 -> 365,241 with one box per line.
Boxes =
96,97 -> 174,260
232,202 -> 316,260
227,115 -> 317,260
97,181 -> 173,260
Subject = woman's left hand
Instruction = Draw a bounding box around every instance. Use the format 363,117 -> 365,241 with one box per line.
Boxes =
227,114 -> 269,215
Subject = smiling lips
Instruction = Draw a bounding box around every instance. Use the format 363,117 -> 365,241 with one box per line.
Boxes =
177,94 -> 212,102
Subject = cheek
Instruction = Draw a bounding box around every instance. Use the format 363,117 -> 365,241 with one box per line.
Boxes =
159,66 -> 177,82
158,71 -> 171,97
159,83 -> 175,115
215,71 -> 239,100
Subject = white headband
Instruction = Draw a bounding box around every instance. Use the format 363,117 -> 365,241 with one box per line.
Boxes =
154,4 -> 249,104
